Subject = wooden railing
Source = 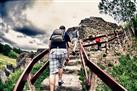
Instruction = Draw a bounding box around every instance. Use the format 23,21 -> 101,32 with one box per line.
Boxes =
13,49 -> 49,91
79,40 -> 127,91
83,31 -> 124,42
13,30 -> 127,91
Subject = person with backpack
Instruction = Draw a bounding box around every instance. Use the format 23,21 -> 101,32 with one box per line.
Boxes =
95,32 -> 101,51
48,25 -> 71,91
70,27 -> 79,55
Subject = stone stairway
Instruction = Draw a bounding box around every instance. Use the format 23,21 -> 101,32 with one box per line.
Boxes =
41,56 -> 82,91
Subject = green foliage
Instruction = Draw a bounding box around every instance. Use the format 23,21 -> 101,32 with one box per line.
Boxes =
1,69 -> 22,91
96,81 -> 111,91
31,62 -> 49,91
2,44 -> 12,56
13,47 -> 21,54
97,63 -> 106,70
79,68 -> 88,91
111,55 -> 137,91
0,54 -> 16,70
99,0 -> 137,22
97,55 -> 137,91
8,50 -> 17,59
0,43 -> 4,53
0,79 -> 4,90
131,15 -> 137,36
0,43 -> 19,58
108,62 -> 114,67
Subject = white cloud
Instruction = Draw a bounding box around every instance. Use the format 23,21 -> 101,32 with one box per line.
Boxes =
24,0 -> 116,30
1,25 -> 48,51
1,0 -> 117,51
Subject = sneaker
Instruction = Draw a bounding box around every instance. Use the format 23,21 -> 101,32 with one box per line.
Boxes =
72,51 -> 76,55
58,80 -> 64,86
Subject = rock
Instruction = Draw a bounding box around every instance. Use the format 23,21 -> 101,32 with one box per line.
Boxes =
0,71 -> 7,83
0,64 -> 15,83
16,51 -> 35,69
79,17 -> 123,39
4,64 -> 14,76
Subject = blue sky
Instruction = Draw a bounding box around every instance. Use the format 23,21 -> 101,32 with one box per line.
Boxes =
0,0 -> 116,51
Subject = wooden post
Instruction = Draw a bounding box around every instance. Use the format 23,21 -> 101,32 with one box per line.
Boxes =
89,59 -> 97,91
105,33 -> 109,54
115,31 -> 123,51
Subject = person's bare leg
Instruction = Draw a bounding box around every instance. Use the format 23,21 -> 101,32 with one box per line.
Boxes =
73,39 -> 78,52
58,68 -> 63,80
49,74 -> 56,91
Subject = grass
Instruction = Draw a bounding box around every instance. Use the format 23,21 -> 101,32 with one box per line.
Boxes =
31,62 -> 49,91
0,54 -> 16,70
0,69 -> 23,91
97,55 -> 137,91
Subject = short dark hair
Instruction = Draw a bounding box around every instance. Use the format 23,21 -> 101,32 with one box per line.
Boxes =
59,25 -> 65,30
73,27 -> 75,30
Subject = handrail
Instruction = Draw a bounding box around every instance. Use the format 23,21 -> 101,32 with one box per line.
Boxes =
79,41 -> 127,91
83,31 -> 124,42
13,49 -> 49,91
79,42 -> 88,79
31,61 -> 49,84
13,30 -> 126,91
83,32 -> 124,47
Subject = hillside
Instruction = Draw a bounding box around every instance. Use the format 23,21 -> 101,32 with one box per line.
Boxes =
1,16 -> 137,91
0,54 -> 16,70
78,17 -> 137,91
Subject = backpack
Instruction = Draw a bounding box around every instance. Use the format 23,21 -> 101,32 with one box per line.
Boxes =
50,29 -> 65,42
95,37 -> 100,43
71,30 -> 78,38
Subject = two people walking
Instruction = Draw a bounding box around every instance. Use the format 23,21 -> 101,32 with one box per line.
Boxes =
48,25 -> 71,91
48,25 -> 80,91
48,25 -> 102,91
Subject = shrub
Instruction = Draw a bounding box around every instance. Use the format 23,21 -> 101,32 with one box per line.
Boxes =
8,50 -> 17,59
97,55 -> 137,91
3,69 -> 22,91
0,79 -> 4,91
13,48 -> 21,54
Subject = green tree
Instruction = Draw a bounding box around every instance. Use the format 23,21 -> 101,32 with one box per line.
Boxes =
0,43 -> 4,53
13,47 -> 21,54
125,14 -> 137,36
2,44 -> 12,56
98,0 -> 137,22
131,15 -> 137,36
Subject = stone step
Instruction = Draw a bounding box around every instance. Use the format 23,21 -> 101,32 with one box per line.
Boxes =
66,58 -> 81,66
64,65 -> 81,74
41,58 -> 82,91
41,74 -> 82,91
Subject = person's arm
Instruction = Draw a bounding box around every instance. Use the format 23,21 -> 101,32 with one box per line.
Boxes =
65,33 -> 71,63
77,30 -> 80,39
65,42 -> 70,65
49,34 -> 52,49
66,43 -> 69,57
49,40 -> 51,49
